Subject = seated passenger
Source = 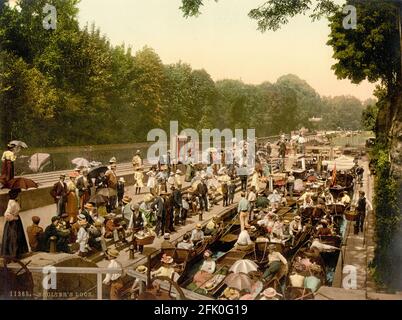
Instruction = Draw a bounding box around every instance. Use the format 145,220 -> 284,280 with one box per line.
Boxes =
177,233 -> 194,250
193,250 -> 216,287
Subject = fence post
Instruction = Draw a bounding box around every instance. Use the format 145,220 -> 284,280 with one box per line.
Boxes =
97,273 -> 103,300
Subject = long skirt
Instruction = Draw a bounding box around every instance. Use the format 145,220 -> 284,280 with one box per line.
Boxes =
0,160 -> 14,185
79,191 -> 90,210
1,218 -> 29,259
66,192 -> 79,220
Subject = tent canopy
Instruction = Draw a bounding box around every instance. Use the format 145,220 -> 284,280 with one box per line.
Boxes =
323,155 -> 355,171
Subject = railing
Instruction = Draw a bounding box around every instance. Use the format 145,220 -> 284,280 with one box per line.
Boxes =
6,265 -> 124,300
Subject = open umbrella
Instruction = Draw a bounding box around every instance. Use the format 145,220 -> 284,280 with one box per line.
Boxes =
229,259 -> 259,274
9,140 -> 28,148
88,166 -> 108,180
29,153 -> 50,173
224,273 -> 254,292
72,157 -> 90,168
3,177 -> 38,190
89,194 -> 108,205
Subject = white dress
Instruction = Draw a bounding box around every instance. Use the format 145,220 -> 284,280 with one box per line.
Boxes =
76,227 -> 89,252
147,171 -> 156,188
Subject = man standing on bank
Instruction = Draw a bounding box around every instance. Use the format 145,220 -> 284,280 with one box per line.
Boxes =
51,174 -> 67,216
355,191 -> 372,234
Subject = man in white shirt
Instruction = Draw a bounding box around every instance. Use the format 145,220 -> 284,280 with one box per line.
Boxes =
103,249 -> 123,300
263,244 -> 288,281
247,187 -> 257,221
289,216 -> 302,245
340,192 -> 351,205
177,233 -> 194,250
235,226 -> 254,251
190,224 -> 205,244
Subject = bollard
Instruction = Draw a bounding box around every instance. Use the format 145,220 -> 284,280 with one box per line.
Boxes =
129,245 -> 135,260
49,236 -> 57,253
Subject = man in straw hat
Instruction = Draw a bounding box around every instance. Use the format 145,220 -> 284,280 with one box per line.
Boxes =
122,195 -> 133,222
103,248 -> 123,300
190,223 -> 205,245
235,225 -> 254,251
105,163 -> 118,212
263,244 -> 288,282
140,194 -> 156,227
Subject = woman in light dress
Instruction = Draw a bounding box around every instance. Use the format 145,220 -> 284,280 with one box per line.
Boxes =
133,167 -> 144,195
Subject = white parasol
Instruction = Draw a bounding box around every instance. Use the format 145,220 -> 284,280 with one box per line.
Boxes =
72,157 -> 90,168
229,259 -> 259,274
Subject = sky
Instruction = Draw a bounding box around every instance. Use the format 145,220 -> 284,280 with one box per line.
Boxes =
75,0 -> 376,101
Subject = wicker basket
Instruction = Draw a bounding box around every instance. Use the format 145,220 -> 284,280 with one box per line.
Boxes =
135,235 -> 155,246
344,211 -> 358,221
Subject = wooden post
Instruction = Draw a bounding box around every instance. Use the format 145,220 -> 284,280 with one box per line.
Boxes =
49,236 -> 57,253
97,273 -> 103,300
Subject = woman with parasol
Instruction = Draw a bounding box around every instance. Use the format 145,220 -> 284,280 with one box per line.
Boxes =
0,143 -> 17,185
1,189 -> 29,258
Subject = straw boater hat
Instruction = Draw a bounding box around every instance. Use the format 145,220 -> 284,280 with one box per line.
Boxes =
84,203 -> 94,210
294,215 -> 301,221
262,287 -> 281,299
196,223 -> 202,230
106,248 -> 119,259
109,157 -> 117,164
161,254 -> 174,264
105,213 -> 116,220
136,150 -> 141,154
144,194 -> 154,203
163,233 -> 171,240
78,215 -> 87,226
122,195 -> 132,204
136,265 -> 148,274
223,288 -> 240,300
176,169 -> 181,174
119,177 -> 125,183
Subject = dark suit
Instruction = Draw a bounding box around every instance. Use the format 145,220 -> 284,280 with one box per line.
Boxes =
152,196 -> 165,236
172,189 -> 182,225
50,181 -> 67,216
197,183 -> 208,212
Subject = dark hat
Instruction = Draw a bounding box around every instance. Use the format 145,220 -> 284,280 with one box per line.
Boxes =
51,216 -> 60,222
8,189 -> 21,198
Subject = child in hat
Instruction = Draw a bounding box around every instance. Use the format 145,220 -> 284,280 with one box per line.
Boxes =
103,249 -> 123,300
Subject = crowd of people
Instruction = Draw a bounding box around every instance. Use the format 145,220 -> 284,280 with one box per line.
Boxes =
0,135 -> 372,300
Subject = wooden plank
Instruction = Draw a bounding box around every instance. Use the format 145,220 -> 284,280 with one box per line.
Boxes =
97,273 -> 103,300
